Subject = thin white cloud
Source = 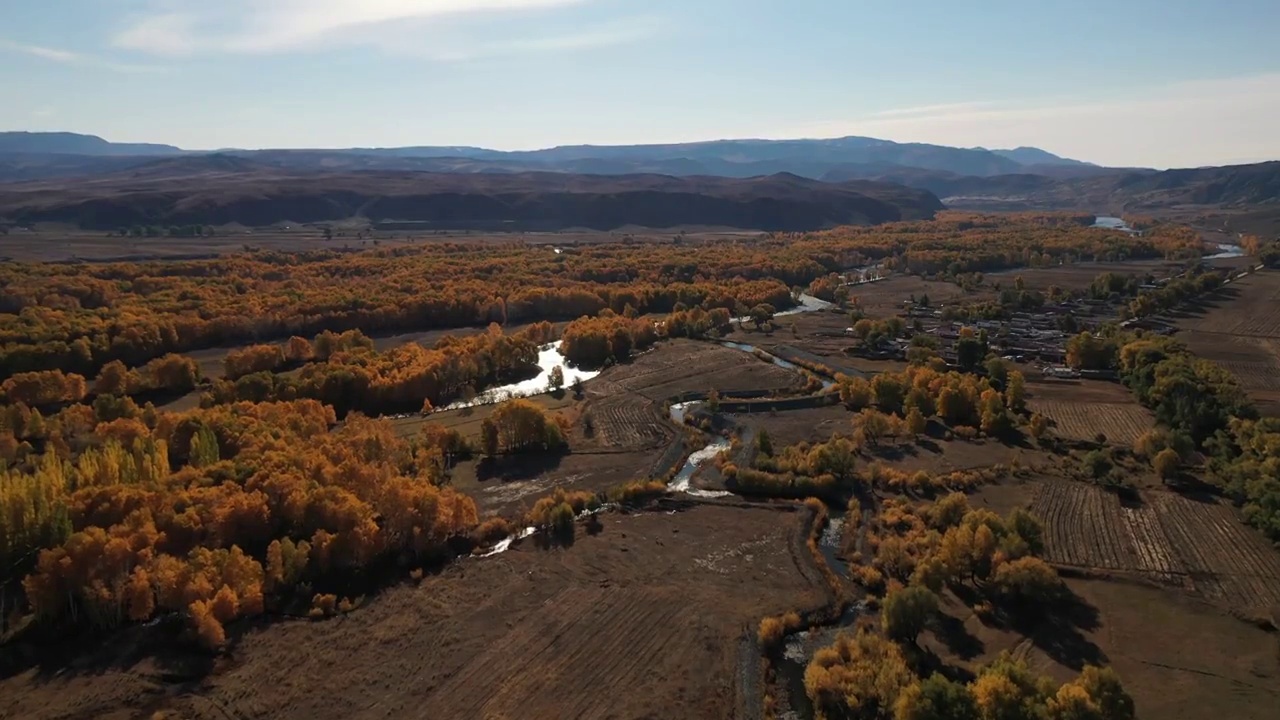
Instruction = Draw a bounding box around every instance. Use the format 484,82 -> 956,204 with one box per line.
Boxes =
407,17 -> 660,61
866,101 -> 1001,120
790,73 -> 1280,169
0,38 -> 161,73
113,0 -> 598,56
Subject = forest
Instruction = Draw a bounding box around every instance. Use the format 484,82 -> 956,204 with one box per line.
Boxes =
0,212 -> 1201,383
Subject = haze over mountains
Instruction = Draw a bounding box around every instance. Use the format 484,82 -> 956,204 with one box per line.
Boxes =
0,131 -> 1276,232
0,131 -> 1102,181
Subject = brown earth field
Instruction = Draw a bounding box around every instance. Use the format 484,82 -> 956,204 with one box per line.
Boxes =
1030,480 -> 1280,616
1023,375 -> 1155,446
862,436 -> 1054,476
918,575 -> 1280,720
906,478 -> 1280,720
1173,270 -> 1280,416
0,501 -> 827,720
599,338 -> 804,402
727,404 -> 856,447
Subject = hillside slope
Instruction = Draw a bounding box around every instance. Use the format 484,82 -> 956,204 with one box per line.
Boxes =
0,165 -> 943,231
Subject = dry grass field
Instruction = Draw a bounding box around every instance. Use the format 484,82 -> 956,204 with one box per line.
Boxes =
0,502 -> 823,720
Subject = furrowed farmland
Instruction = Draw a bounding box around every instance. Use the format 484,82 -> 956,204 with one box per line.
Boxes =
1032,482 -> 1280,613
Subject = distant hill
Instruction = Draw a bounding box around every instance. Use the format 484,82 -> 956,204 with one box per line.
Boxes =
0,131 -> 182,156
989,146 -> 1094,168
0,167 -> 944,231
926,161 -> 1280,212
0,132 -> 1105,182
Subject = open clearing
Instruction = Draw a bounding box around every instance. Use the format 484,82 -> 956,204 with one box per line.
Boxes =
0,502 -> 824,720
1031,481 -> 1280,614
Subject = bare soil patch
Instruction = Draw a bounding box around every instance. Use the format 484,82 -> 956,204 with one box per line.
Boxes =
0,503 -> 824,720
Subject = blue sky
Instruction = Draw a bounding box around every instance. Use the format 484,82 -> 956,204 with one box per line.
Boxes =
2,0 -> 1278,167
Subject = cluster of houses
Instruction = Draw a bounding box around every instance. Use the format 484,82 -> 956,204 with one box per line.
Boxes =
849,296 -> 1133,377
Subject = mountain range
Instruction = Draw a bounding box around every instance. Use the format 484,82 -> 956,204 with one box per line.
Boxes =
0,132 -> 1101,182
0,131 -> 1275,232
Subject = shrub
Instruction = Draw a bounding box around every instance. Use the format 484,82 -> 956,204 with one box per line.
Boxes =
310,593 -> 338,618
1152,448 -> 1180,481
758,616 -> 785,649
608,480 -> 668,505
473,517 -> 514,545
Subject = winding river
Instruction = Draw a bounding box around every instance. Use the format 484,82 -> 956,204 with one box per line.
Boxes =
442,341 -> 601,411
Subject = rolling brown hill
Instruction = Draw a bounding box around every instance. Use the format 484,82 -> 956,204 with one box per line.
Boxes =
0,161 -> 943,231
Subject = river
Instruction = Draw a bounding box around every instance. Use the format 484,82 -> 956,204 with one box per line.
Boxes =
441,341 -> 601,411
1093,215 -> 1136,232
1205,243 -> 1245,260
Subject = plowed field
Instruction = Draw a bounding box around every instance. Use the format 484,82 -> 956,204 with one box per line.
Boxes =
1177,270 -> 1280,415
1027,400 -> 1153,445
0,503 -> 824,720
1031,481 -> 1280,613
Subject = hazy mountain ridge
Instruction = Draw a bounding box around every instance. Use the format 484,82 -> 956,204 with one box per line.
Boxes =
0,167 -> 944,231
0,132 -> 1274,226
0,131 -> 1094,180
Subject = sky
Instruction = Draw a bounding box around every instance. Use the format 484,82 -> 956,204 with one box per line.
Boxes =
2,0 -> 1279,168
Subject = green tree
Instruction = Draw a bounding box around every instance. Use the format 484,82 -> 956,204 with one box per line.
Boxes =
993,557 -> 1061,606
813,437 -> 858,484
956,336 -> 987,372
881,586 -> 939,645
895,674 -> 979,720
985,357 -> 1010,389
756,428 -> 774,456
873,375 -> 907,414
